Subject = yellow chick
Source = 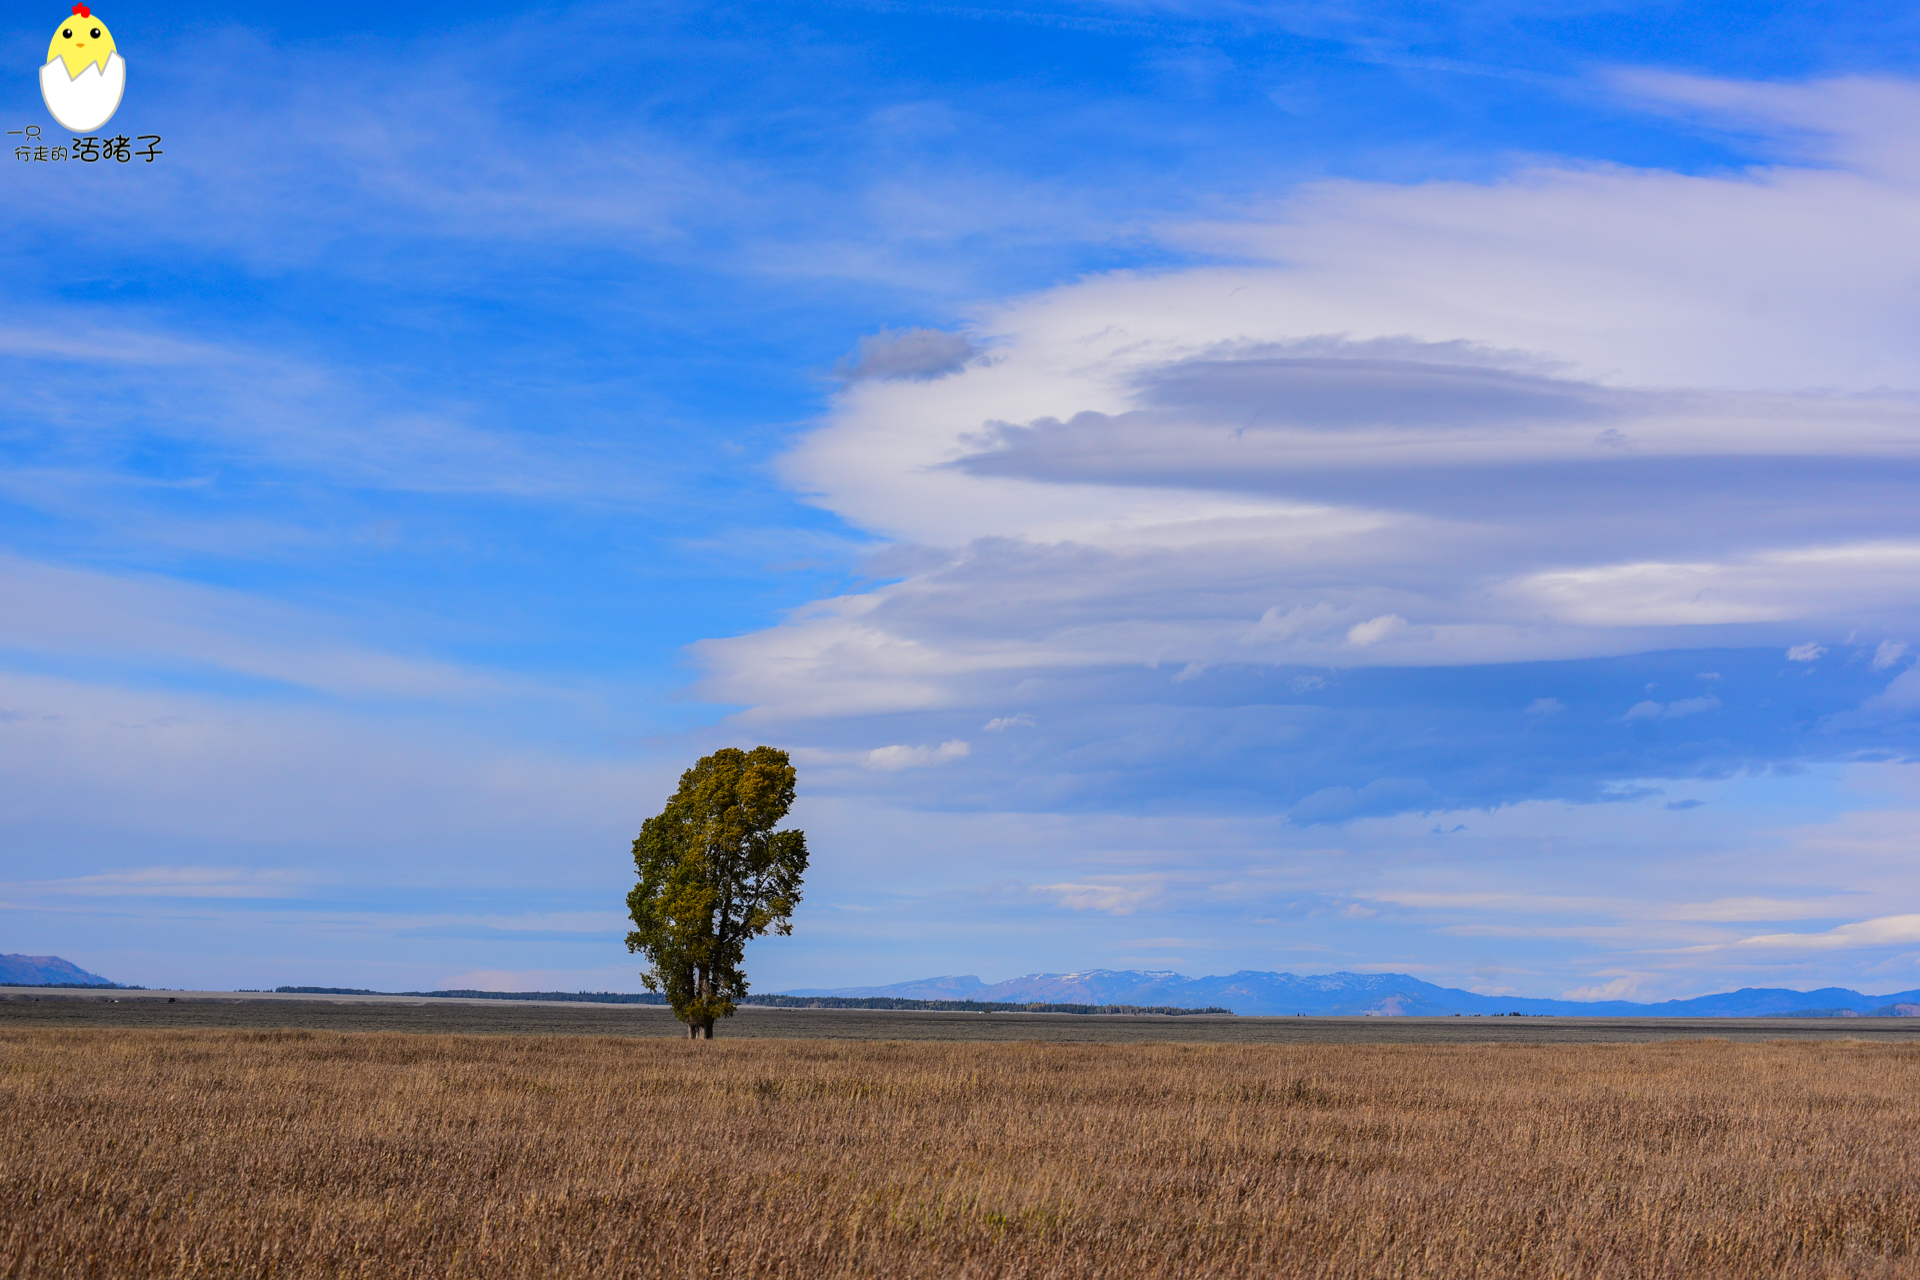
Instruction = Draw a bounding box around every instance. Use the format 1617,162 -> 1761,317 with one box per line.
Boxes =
42,4 -> 124,133
48,4 -> 116,77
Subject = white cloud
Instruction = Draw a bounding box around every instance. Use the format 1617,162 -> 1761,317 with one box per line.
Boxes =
0,312 -> 656,506
1872,640 -> 1908,671
1292,777 -> 1442,825
1652,897 -> 1865,923
699,76 -> 1920,722
838,328 -> 979,382
1847,665 -> 1920,719
0,552 -> 503,700
1559,976 -> 1650,1001
1787,642 -> 1827,662
983,713 -> 1036,731
1623,695 -> 1720,722
4,866 -> 308,899
864,739 -> 971,771
0,668 -> 660,867
1345,614 -> 1411,648
1729,914 -> 1920,952
1038,881 -> 1162,915
1525,697 -> 1565,715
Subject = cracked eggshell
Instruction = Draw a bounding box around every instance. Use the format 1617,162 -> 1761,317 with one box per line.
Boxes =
41,52 -> 123,134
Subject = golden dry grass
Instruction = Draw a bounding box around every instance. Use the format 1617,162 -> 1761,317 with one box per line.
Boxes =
3,1030 -> 1919,1278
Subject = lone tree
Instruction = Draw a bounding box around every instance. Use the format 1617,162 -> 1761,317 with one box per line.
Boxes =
625,746 -> 808,1039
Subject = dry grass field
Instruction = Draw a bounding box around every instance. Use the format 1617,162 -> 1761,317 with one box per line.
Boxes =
3,1030 -> 1918,1278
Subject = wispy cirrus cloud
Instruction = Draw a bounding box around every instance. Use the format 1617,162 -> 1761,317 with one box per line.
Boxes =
1721,914 -> 1920,953
0,313 -> 664,504
1039,880 -> 1165,914
0,553 -> 504,700
3,866 -> 308,900
865,739 -> 972,770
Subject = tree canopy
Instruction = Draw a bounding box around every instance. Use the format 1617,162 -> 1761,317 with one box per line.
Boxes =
625,746 -> 808,1038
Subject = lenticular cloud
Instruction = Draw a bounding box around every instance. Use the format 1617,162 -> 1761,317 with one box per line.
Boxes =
703,74 -> 1920,724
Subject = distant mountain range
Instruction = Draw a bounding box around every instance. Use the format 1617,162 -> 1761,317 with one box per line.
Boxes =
0,954 -> 118,987
783,970 -> 1920,1018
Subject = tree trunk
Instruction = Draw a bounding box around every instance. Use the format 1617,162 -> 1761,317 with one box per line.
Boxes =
693,961 -> 717,1039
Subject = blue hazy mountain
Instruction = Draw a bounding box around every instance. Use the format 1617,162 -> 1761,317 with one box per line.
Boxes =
0,954 -> 117,987
784,970 -> 1920,1017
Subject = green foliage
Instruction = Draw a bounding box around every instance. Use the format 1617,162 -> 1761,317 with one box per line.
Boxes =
625,746 -> 809,1038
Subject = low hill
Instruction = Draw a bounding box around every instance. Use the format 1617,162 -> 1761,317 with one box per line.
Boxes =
0,954 -> 118,987
784,975 -> 991,1000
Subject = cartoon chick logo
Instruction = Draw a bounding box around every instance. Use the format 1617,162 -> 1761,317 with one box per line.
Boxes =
41,4 -> 124,133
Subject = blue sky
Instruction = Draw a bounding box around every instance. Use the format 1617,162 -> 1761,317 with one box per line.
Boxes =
7,0 -> 1920,1001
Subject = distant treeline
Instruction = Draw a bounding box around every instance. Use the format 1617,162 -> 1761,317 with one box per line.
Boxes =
272,987 -> 1229,1015
737,995 -> 1234,1015
277,987 -> 670,1004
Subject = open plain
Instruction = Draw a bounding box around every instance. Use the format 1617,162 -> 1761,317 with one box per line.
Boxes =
5,1023 -> 1920,1278
8,988 -> 1920,1043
